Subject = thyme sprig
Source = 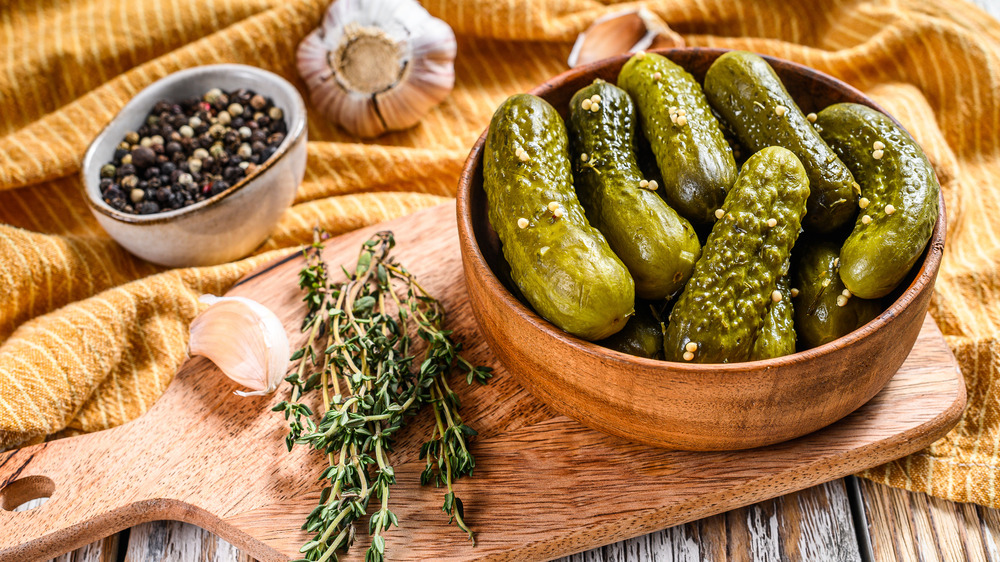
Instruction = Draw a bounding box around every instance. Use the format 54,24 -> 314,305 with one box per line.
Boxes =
275,230 -> 491,562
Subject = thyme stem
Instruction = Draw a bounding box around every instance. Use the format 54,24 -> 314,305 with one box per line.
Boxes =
274,230 -> 492,562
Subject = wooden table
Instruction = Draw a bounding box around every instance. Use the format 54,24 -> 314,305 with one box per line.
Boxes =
25,0 -> 1000,559
30,475 -> 1000,561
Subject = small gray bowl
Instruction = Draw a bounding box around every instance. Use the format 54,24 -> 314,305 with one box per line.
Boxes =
81,64 -> 307,268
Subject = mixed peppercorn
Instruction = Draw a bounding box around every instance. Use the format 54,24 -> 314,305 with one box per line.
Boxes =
99,88 -> 287,215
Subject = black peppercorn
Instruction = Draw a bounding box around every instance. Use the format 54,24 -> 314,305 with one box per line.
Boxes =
131,146 -> 156,168
223,166 -> 242,182
117,163 -> 136,178
211,180 -> 230,195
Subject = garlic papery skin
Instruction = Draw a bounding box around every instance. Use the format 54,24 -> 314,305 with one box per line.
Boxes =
567,8 -> 685,68
189,295 -> 290,397
296,0 -> 457,138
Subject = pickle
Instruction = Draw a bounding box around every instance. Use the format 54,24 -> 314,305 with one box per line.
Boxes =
484,94 -> 634,341
749,274 -> 796,360
599,304 -> 664,359
793,239 -> 882,348
815,103 -> 940,299
617,52 -> 738,226
567,80 -> 702,300
664,147 -> 810,363
703,51 -> 857,232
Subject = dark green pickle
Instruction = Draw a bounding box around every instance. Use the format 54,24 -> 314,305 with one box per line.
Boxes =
599,304 -> 664,359
664,147 -> 810,363
749,274 -> 795,360
567,80 -> 701,300
617,52 -> 738,226
704,51 -> 858,232
815,103 -> 940,299
483,94 -> 634,341
793,240 -> 882,348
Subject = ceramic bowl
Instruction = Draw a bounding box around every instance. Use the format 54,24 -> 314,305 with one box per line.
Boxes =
81,64 -> 307,268
457,48 -> 946,451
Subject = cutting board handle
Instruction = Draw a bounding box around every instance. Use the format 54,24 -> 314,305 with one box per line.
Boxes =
0,425 -> 163,560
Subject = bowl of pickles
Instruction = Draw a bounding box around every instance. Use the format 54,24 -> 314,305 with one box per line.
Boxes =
456,48 -> 945,451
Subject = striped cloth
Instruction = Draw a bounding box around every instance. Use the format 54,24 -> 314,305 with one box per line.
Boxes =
0,0 -> 998,507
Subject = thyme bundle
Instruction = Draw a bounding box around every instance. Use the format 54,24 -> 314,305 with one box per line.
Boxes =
275,230 -> 491,562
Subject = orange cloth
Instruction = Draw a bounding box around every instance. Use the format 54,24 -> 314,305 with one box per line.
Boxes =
0,0 -> 998,506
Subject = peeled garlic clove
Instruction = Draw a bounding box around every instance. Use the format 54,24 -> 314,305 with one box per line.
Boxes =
296,0 -> 457,138
567,8 -> 685,68
189,295 -> 289,397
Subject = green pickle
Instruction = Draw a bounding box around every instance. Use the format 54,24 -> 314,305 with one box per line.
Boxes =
704,51 -> 858,232
567,80 -> 701,300
617,52 -> 738,226
749,274 -> 795,360
664,147 -> 810,363
815,103 -> 940,299
599,304 -> 664,359
793,240 -> 882,348
483,94 -> 635,341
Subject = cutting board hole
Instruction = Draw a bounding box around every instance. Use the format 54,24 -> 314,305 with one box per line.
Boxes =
1,475 -> 55,512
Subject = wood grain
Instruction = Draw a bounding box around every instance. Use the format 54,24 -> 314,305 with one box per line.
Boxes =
125,522 -> 252,562
559,480 -> 860,562
457,47 -> 947,451
0,204 -> 964,562
859,477 -> 995,562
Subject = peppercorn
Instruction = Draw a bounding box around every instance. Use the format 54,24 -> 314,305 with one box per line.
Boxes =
99,87 -> 287,215
223,166 -> 243,182
131,146 -> 156,168
117,163 -> 136,178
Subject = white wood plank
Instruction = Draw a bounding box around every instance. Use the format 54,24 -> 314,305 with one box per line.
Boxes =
555,480 -> 858,562
124,521 -> 249,562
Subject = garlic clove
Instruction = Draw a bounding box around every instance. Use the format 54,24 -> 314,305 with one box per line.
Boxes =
189,295 -> 290,397
296,0 -> 457,138
567,8 -> 685,68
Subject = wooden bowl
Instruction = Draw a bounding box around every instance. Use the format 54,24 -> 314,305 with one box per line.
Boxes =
456,47 -> 946,451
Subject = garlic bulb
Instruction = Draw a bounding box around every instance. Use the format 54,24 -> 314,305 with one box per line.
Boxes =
297,0 -> 457,138
568,8 -> 685,68
189,295 -> 290,397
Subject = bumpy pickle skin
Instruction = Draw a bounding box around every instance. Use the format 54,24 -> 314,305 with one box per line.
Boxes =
483,94 -> 635,341
599,304 -> 665,359
664,147 -> 810,363
703,51 -> 857,232
815,103 -> 940,299
567,80 -> 702,300
749,274 -> 796,360
617,52 -> 738,226
793,239 -> 883,348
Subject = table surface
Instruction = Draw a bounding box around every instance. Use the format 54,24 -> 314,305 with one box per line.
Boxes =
23,0 -> 1000,560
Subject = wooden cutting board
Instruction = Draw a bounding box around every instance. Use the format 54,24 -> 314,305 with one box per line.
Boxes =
0,203 -> 966,562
